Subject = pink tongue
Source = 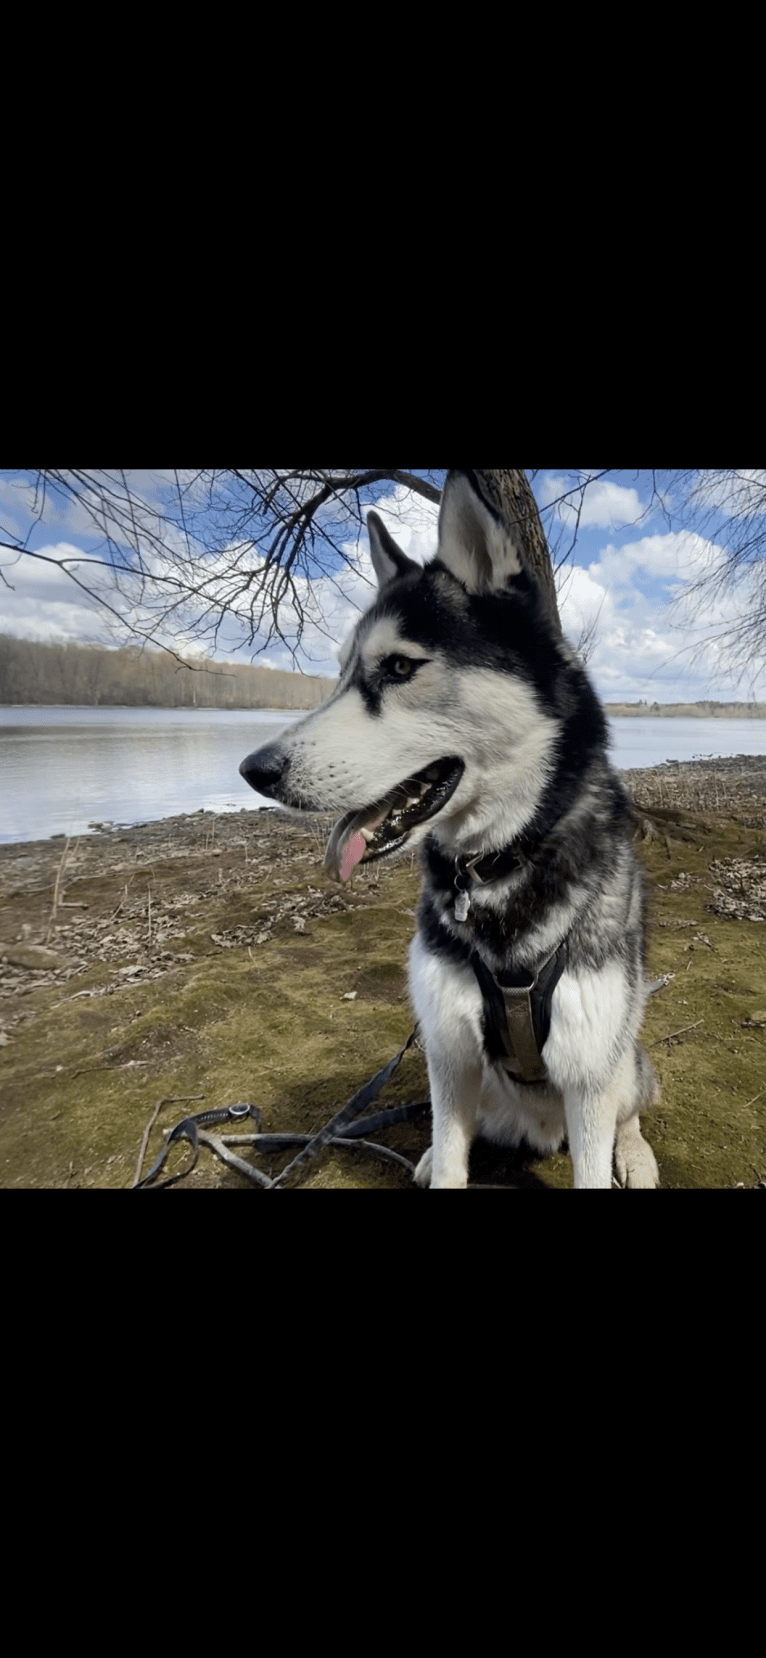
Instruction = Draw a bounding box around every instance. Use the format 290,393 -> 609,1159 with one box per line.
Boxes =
339,813 -> 386,882
340,832 -> 367,882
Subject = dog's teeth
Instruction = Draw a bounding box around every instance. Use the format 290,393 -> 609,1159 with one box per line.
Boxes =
360,827 -> 376,843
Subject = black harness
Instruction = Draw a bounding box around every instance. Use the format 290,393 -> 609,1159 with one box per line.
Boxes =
469,943 -> 567,1083
451,843 -> 568,1085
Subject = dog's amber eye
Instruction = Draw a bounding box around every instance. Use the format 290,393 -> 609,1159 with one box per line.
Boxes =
387,655 -> 416,679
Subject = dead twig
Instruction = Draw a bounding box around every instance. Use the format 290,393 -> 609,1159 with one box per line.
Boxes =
72,1060 -> 148,1079
132,1094 -> 206,1188
196,1130 -> 272,1187
653,1018 -> 703,1046
105,878 -> 133,926
46,836 -> 71,943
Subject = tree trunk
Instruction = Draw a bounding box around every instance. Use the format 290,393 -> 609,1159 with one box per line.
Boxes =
475,469 -> 561,633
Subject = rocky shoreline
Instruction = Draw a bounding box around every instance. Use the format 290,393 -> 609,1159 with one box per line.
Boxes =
621,752 -> 766,823
1,752 -> 765,931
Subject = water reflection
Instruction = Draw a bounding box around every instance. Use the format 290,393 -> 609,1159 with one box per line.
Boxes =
0,707 -> 303,844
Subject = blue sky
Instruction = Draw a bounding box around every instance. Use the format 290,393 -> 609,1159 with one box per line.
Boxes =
0,468 -> 762,702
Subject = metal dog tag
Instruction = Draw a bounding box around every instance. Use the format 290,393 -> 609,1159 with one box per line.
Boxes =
454,889 -> 470,922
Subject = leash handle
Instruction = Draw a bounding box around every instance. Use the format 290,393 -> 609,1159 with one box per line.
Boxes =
134,1104 -> 262,1189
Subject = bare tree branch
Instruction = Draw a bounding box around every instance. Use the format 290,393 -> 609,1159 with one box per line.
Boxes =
0,469 -> 446,667
2,469 -> 764,683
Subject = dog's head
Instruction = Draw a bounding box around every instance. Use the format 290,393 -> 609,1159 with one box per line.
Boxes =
240,472 -> 569,879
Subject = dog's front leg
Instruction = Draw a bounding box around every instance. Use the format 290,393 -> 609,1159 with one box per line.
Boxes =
562,1088 -> 617,1189
409,936 -> 484,1189
563,1047 -> 635,1189
415,1051 -> 482,1189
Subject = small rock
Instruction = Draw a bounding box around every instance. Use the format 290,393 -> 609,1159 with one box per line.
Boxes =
2,944 -> 62,970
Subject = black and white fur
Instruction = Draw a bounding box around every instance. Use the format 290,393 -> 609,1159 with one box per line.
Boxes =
240,471 -> 660,1189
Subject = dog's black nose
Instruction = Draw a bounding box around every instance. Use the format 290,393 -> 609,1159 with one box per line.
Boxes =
239,742 -> 290,799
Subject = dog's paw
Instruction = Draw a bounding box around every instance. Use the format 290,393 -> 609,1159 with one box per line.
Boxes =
413,1146 -> 470,1188
413,1147 -> 433,1188
614,1117 -> 660,1189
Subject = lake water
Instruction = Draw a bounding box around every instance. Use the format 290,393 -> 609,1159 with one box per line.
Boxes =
2,704 -> 766,846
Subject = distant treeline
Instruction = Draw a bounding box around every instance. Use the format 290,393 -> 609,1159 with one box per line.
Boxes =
0,635 -> 335,710
605,700 -> 766,718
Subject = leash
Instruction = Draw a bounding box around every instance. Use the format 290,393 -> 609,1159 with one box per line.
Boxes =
133,1032 -> 428,1190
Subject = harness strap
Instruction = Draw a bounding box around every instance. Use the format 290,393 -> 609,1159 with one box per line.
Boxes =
471,942 -> 567,1084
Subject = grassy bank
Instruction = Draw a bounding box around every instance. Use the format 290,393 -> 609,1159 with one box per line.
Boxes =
1,756 -> 765,1189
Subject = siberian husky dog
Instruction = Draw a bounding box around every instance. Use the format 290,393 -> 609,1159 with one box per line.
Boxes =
239,470 -> 660,1189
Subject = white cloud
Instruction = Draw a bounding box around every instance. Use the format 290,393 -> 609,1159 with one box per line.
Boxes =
539,472 -> 645,531
0,542 -> 120,644
590,529 -> 725,594
556,525 -> 765,699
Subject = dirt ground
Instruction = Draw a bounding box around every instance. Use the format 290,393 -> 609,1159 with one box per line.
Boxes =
1,754 -> 765,1189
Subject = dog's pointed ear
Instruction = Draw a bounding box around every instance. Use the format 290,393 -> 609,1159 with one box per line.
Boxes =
367,510 -> 420,590
436,471 -> 523,594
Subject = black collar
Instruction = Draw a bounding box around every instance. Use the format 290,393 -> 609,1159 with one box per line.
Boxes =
454,833 -> 536,890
